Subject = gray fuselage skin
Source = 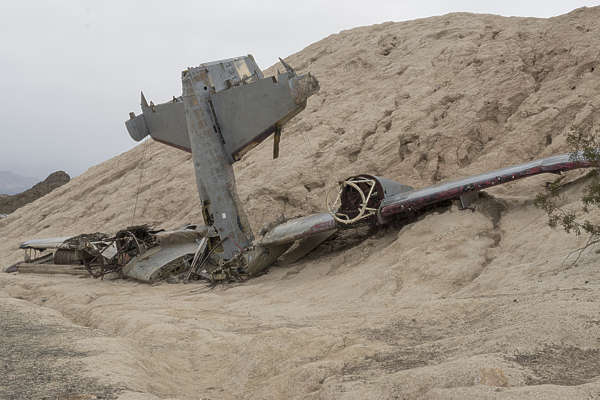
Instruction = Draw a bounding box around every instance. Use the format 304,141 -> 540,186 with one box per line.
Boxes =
126,56 -> 319,262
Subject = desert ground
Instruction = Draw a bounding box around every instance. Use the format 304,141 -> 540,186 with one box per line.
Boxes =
1,7 -> 600,399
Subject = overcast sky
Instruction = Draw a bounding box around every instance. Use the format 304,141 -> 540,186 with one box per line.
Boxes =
0,0 -> 597,179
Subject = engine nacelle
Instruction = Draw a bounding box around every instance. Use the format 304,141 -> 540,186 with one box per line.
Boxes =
329,175 -> 413,224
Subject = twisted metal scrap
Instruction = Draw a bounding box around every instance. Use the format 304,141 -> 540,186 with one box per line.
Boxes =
62,226 -> 160,279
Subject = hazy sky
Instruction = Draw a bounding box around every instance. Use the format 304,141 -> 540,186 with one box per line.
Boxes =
0,0 -> 597,179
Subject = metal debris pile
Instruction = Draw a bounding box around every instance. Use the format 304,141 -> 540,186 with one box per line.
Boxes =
5,53 -> 597,286
6,224 -> 264,284
59,225 -> 161,278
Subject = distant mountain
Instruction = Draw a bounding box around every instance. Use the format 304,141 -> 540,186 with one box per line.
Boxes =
0,171 -> 70,214
0,171 -> 40,195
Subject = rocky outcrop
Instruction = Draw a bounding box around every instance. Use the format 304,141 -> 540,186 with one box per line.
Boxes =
0,171 -> 70,215
0,171 -> 38,195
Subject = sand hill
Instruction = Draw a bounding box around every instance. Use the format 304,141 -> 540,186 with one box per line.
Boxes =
1,7 -> 599,400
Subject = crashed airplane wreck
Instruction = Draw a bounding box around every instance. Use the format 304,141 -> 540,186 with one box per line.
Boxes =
5,55 -> 596,283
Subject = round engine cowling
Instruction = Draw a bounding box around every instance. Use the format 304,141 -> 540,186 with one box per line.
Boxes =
329,175 -> 413,224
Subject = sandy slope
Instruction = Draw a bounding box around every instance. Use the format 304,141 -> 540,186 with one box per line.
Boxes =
1,7 -> 600,399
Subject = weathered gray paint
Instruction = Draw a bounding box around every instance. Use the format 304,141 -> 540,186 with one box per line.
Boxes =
200,55 -> 264,92
9,151 -> 597,280
125,55 -> 319,264
182,67 -> 254,259
140,96 -> 189,151
125,55 -> 264,155
260,213 -> 337,247
372,176 -> 414,197
122,229 -> 203,282
19,237 -> 71,250
125,109 -> 150,142
126,62 -> 318,163
278,231 -> 335,265
243,243 -> 291,276
211,71 -> 315,160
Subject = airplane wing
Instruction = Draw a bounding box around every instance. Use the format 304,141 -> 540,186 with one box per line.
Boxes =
331,152 -> 593,225
9,153 -> 594,278
379,153 -> 592,222
255,152 -> 594,266
19,237 -> 72,250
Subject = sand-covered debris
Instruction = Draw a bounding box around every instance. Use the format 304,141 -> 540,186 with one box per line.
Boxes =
1,7 -> 600,400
